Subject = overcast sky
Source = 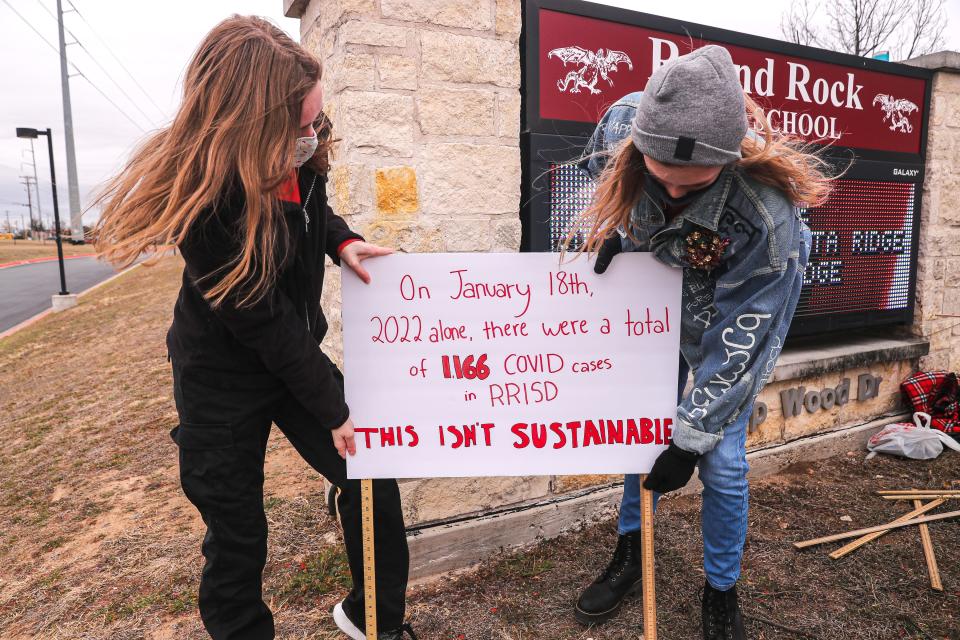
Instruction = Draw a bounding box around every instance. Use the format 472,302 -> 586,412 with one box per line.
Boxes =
1,0 -> 957,231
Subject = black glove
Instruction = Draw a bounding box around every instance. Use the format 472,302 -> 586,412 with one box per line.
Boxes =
643,443 -> 700,493
593,232 -> 623,274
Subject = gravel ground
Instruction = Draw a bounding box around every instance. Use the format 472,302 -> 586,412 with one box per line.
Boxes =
405,453 -> 960,640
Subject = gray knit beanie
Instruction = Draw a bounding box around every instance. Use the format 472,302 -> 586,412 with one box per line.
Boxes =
631,45 -> 747,166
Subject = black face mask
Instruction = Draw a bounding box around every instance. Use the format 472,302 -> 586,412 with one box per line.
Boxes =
643,168 -> 717,208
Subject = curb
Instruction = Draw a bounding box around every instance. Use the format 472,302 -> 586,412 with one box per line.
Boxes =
0,262 -> 142,341
0,309 -> 55,340
0,254 -> 91,271
77,262 -> 142,299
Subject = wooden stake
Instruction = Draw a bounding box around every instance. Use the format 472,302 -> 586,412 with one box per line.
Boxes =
360,479 -> 377,640
639,475 -> 657,640
828,499 -> 945,559
877,490 -> 960,495
882,494 -> 959,500
794,509 -> 960,549
913,499 -> 944,592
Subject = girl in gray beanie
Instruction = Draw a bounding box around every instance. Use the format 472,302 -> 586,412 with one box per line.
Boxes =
573,45 -> 831,640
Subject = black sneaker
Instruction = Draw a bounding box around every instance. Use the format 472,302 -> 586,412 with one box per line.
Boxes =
378,623 -> 417,640
332,600 -> 418,640
700,582 -> 746,640
574,531 -> 642,625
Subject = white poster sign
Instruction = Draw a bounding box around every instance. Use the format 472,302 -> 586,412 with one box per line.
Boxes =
342,252 -> 682,479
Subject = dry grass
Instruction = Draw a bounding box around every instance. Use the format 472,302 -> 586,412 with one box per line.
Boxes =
1,254 -> 958,639
0,239 -> 96,264
0,256 -> 346,639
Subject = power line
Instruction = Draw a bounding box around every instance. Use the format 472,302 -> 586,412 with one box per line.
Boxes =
74,41 -> 157,127
1,0 -> 146,132
33,0 -> 157,128
66,0 -> 167,119
75,71 -> 146,132
2,0 -> 61,57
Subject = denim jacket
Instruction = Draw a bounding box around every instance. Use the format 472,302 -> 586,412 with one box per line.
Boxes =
580,92 -> 812,455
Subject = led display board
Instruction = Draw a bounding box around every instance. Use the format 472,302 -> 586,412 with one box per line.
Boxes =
520,0 -> 932,336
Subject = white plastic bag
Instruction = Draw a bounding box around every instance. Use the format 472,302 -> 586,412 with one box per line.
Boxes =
866,412 -> 960,460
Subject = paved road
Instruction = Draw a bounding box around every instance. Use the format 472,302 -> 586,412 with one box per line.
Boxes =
0,257 -> 120,332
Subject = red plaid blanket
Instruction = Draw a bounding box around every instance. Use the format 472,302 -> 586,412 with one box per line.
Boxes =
900,371 -> 960,435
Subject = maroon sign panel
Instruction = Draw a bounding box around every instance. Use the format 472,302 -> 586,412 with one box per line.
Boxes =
538,8 -> 926,154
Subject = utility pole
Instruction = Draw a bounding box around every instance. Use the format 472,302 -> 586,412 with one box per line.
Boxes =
21,161 -> 41,230
20,176 -> 36,234
57,0 -> 84,243
24,141 -> 43,229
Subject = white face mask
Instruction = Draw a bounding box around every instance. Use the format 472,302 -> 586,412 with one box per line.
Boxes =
294,132 -> 319,168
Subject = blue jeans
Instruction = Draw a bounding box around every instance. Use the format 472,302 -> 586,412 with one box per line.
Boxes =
619,360 -> 750,592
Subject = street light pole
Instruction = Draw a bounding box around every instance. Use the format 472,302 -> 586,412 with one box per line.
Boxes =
16,127 -> 70,300
42,127 -> 69,295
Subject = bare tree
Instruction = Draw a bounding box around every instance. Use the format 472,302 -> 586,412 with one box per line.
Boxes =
901,0 -> 947,59
781,0 -> 822,47
780,0 -> 947,60
824,0 -> 907,57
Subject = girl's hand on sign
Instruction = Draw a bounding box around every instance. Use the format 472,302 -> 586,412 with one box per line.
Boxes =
593,232 -> 623,274
340,241 -> 394,284
332,417 -> 357,459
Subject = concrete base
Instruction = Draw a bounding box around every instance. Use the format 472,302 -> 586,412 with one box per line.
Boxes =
51,293 -> 78,311
406,413 -> 903,580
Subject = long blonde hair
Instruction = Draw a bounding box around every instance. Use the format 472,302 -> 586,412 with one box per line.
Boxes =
579,92 -> 834,252
94,15 -> 323,308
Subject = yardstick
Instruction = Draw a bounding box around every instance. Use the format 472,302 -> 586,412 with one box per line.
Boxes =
639,475 -> 657,640
361,478 -> 378,640
913,499 -> 943,591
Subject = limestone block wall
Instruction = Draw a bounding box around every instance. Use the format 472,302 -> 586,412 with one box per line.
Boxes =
748,356 -> 911,449
286,0 -> 534,527
907,55 -> 960,370
286,0 -> 522,366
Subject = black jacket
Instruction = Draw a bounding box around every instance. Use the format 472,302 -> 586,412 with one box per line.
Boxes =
166,167 -> 363,429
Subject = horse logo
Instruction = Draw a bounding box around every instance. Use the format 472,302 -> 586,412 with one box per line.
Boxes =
872,94 -> 919,134
547,46 -> 633,95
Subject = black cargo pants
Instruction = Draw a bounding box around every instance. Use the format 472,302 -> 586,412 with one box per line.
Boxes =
170,358 -> 408,639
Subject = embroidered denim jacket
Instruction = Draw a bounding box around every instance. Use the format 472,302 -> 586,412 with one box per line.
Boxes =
580,91 -> 812,454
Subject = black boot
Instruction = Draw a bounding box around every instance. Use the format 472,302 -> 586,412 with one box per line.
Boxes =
700,581 -> 746,640
574,531 -> 642,625
378,623 -> 417,640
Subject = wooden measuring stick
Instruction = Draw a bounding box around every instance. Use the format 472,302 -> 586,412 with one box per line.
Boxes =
361,479 -> 377,640
913,499 -> 944,592
877,488 -> 960,495
877,490 -> 960,495
828,498 -> 945,559
639,475 -> 657,640
882,494 -> 959,500
794,509 -> 960,549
